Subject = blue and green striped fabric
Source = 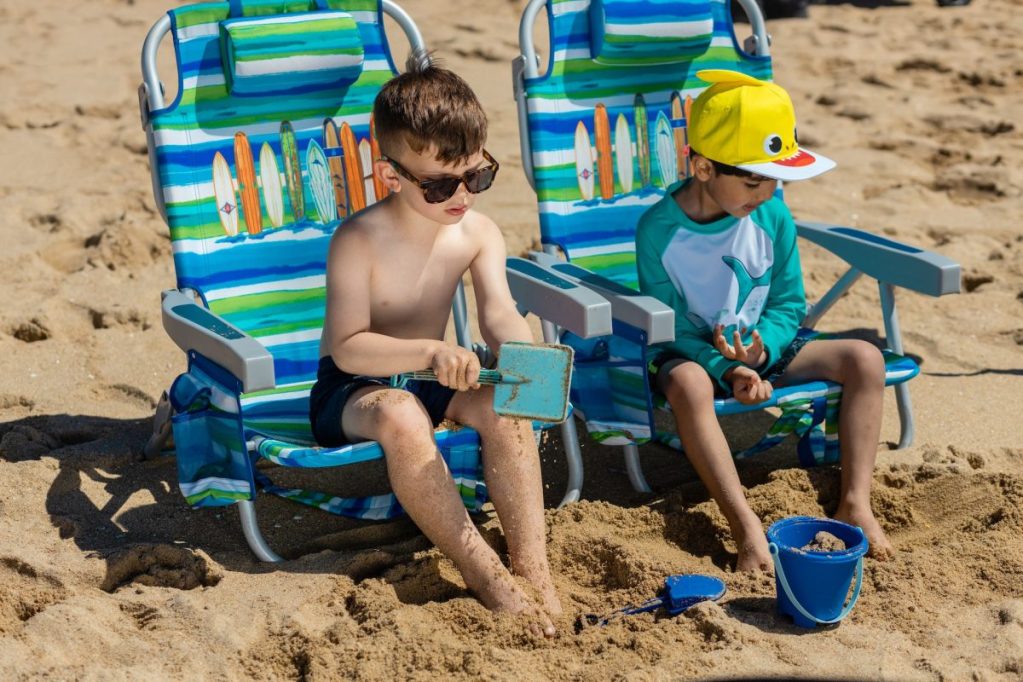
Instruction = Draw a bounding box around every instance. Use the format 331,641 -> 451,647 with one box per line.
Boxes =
523,0 -> 920,459
221,10 -> 364,95
589,0 -> 714,65
524,0 -> 770,290
155,0 -> 487,516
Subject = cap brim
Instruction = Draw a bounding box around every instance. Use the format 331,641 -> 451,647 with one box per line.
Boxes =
736,147 -> 836,181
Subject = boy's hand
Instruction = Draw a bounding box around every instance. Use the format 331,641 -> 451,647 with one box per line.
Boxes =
727,366 -> 773,405
431,345 -> 481,391
713,325 -> 766,368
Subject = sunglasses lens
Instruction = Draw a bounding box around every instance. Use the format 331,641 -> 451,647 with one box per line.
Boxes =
423,179 -> 461,204
465,166 -> 496,194
418,162 -> 498,203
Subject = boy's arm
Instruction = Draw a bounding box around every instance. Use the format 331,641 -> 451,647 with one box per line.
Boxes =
636,216 -> 740,390
468,216 -> 533,352
325,228 -> 441,376
754,204 -> 807,368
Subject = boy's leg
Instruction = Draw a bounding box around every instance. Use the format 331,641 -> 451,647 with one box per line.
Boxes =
342,386 -> 556,636
660,360 -> 771,572
773,339 -> 894,558
445,386 -> 562,617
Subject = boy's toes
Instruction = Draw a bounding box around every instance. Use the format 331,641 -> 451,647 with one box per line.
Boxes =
866,535 -> 896,561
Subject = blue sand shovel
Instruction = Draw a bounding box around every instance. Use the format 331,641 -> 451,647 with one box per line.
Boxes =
577,575 -> 727,629
391,342 -> 574,423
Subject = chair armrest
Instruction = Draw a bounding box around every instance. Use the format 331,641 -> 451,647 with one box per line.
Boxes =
531,252 -> 675,344
161,290 -> 276,392
795,221 -> 961,297
506,257 -> 613,339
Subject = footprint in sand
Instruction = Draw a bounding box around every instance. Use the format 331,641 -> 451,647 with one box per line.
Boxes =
99,544 -> 222,593
962,271 -> 995,293
103,384 -> 158,410
0,557 -> 68,635
0,424 -> 60,460
89,306 -> 151,331
896,58 -> 952,74
8,317 -> 51,342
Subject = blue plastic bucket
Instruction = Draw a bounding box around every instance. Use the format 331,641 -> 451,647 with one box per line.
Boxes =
766,516 -> 868,628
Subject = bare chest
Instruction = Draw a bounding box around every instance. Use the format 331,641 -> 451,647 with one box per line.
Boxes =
367,238 -> 473,335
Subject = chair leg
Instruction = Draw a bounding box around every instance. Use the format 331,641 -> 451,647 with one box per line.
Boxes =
558,417 -> 584,507
879,282 -> 915,449
623,444 -> 652,493
893,382 -> 915,449
238,499 -> 283,563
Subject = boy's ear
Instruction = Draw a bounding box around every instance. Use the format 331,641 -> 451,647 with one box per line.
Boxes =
374,158 -> 401,193
691,154 -> 715,181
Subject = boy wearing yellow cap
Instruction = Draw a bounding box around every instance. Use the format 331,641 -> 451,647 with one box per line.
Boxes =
636,70 -> 893,571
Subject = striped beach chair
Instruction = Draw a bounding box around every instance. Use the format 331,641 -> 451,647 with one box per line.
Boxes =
512,0 -> 961,495
139,0 -> 611,560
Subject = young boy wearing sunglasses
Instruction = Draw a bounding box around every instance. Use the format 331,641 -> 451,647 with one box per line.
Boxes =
310,53 -> 561,636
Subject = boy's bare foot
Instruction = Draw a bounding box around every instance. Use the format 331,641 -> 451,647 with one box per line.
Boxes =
835,504 -> 895,560
732,517 -> 772,572
468,569 -> 556,637
511,558 -> 563,617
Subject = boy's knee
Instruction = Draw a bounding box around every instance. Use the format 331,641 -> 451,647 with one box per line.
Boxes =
663,362 -> 715,407
372,391 -> 433,440
845,342 -> 885,384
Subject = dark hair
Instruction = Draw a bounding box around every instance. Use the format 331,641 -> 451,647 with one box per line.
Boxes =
690,149 -> 764,180
372,50 -> 487,165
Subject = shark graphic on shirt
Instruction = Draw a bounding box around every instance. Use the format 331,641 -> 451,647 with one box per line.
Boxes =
722,255 -> 772,316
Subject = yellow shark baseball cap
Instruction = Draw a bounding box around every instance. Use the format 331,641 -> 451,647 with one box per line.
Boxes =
688,69 -> 835,181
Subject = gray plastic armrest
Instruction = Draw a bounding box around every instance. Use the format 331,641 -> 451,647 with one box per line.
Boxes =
796,221 -> 961,297
161,290 -> 276,392
531,252 -> 675,344
506,257 -> 613,338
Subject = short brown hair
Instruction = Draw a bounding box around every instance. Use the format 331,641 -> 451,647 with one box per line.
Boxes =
372,51 -> 487,165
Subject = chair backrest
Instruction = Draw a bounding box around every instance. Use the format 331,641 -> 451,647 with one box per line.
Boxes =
521,0 -> 771,290
147,0 -> 398,386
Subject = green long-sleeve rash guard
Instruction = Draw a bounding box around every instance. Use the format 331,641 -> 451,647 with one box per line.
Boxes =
635,180 -> 807,391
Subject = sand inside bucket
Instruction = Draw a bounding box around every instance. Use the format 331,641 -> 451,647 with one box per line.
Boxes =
800,531 -> 847,552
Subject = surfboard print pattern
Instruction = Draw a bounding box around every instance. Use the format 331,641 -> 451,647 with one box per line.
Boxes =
258,142 -> 284,228
211,151 -> 238,237
655,112 -> 677,189
340,122 -> 365,213
234,132 -> 262,235
634,94 -> 651,188
369,115 -> 388,201
593,103 -> 614,200
358,139 -> 376,205
683,94 -> 694,178
280,121 -> 304,222
670,92 -> 687,183
322,119 -> 349,220
614,113 -> 634,195
574,120 -> 595,201
307,139 -> 336,224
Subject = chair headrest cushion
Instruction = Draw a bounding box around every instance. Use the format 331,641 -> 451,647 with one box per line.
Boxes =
589,0 -> 714,66
220,10 -> 364,96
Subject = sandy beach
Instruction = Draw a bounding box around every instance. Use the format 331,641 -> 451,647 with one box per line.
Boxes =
1,0 -> 1022,678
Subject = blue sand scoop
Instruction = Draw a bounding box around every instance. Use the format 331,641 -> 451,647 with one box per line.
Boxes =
577,574 -> 726,629
393,342 -> 574,423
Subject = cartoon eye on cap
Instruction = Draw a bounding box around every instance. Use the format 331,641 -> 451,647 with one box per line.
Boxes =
763,134 -> 783,155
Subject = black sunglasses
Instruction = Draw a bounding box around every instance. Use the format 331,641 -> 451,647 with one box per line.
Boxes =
384,149 -> 499,204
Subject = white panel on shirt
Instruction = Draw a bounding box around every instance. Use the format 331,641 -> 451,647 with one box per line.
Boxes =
660,215 -> 774,332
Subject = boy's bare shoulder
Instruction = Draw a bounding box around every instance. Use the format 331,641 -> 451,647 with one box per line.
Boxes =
327,203 -> 387,256
461,208 -> 503,244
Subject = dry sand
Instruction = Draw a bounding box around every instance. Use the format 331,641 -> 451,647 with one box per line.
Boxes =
1,0 -> 1022,679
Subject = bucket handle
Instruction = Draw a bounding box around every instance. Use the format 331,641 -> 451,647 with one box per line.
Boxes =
768,542 -> 863,625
